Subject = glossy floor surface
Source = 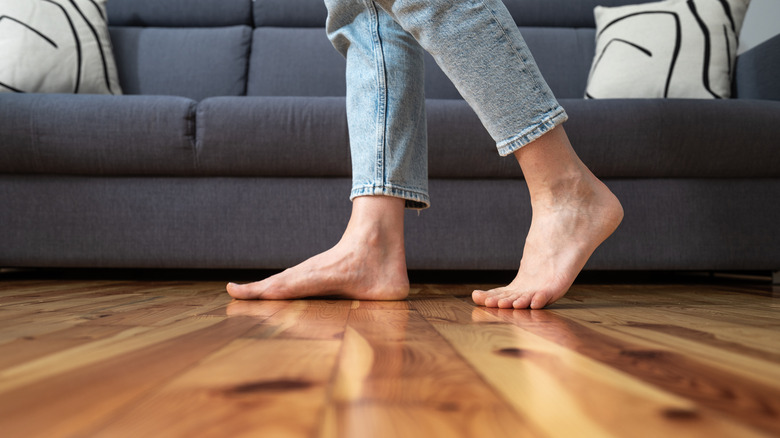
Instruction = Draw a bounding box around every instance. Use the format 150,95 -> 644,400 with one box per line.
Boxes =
0,272 -> 778,437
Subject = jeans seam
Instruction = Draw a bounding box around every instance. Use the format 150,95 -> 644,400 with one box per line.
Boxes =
364,0 -> 389,189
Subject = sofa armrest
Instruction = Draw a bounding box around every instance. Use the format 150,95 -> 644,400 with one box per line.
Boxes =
735,33 -> 780,100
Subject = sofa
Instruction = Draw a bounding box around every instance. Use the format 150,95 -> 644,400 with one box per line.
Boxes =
1,0 -> 779,279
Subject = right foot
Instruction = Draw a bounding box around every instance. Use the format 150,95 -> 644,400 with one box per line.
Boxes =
227,196 -> 410,301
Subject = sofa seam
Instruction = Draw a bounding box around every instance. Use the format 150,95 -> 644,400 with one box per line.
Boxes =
189,100 -> 200,172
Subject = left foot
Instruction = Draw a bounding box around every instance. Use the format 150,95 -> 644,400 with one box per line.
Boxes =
472,173 -> 623,309
473,126 -> 623,310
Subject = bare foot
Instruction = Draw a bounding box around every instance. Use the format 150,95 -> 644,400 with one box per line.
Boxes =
473,127 -> 623,309
473,176 -> 622,309
226,196 -> 410,301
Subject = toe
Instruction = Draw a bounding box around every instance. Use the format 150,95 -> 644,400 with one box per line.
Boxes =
483,289 -> 510,308
226,282 -> 246,299
530,292 -> 552,309
512,294 -> 533,309
226,282 -> 263,300
483,294 -> 501,308
497,296 -> 516,308
226,282 -> 243,299
472,290 -> 487,306
476,287 -> 525,308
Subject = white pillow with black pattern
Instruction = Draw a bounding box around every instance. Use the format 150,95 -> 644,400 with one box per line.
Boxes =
585,0 -> 750,99
0,0 -> 122,94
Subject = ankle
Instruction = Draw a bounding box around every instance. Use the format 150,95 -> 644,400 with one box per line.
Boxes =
340,196 -> 406,249
528,170 -> 593,205
351,195 -> 404,221
348,195 -> 404,230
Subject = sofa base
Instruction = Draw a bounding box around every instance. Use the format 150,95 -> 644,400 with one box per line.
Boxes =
1,176 -> 778,271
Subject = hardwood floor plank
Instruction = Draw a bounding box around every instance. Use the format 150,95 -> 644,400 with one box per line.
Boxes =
87,338 -> 343,438
229,299 -> 352,340
83,300 -> 226,327
0,281 -> 122,299
325,304 -> 538,437
320,403 -> 536,438
0,315 -> 257,438
0,283 -> 232,349
457,299 -> 780,436
0,323 -> 129,370
567,284 -> 780,326
333,308 -> 502,403
591,323 -> 780,385
73,299 -> 350,437
0,279 -> 777,437
554,304 -> 780,357
0,293 -> 232,370
0,293 -> 145,324
414,297 -> 769,438
0,288 -> 163,334
0,315 -> 225,394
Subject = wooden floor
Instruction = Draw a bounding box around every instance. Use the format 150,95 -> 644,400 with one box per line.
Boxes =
0,272 -> 778,438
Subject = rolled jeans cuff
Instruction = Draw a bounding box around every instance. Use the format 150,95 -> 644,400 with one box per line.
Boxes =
350,184 -> 431,210
496,106 -> 569,157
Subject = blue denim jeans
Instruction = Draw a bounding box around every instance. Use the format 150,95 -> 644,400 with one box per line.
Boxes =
325,0 -> 568,209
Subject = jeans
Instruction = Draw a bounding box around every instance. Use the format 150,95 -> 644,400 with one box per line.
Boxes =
325,0 -> 568,209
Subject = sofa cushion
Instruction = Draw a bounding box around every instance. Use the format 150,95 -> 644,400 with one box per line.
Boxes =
563,98 -> 780,178
247,28 -> 346,97
0,0 -> 122,95
109,26 -> 252,100
430,98 -> 780,179
501,0 -> 659,27
585,0 -> 750,99
5,95 -> 776,179
250,0 -> 660,28
195,96 -> 351,176
254,0 -> 327,27
247,26 -> 595,100
107,0 -> 252,27
248,27 -> 465,99
0,93 -> 197,175
195,96 -> 780,179
3,176 -> 778,270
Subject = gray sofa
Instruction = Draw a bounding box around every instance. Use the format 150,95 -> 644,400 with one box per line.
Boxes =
1,0 -> 779,278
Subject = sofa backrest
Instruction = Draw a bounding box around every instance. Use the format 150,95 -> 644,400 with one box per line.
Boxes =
107,0 -> 253,101
107,0 -> 660,100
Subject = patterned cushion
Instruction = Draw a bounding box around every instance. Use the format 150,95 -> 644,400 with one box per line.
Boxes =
0,0 -> 121,94
585,0 -> 750,99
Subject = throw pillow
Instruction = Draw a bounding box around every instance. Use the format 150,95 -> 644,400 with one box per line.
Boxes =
0,0 -> 122,94
585,0 -> 750,99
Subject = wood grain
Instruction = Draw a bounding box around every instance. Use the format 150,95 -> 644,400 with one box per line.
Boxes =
323,306 -> 536,437
0,278 -> 777,437
412,298 -> 767,438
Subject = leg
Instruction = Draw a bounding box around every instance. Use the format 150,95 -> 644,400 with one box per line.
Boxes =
375,0 -> 622,308
376,0 -> 568,153
228,1 -> 427,300
330,0 -> 429,209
